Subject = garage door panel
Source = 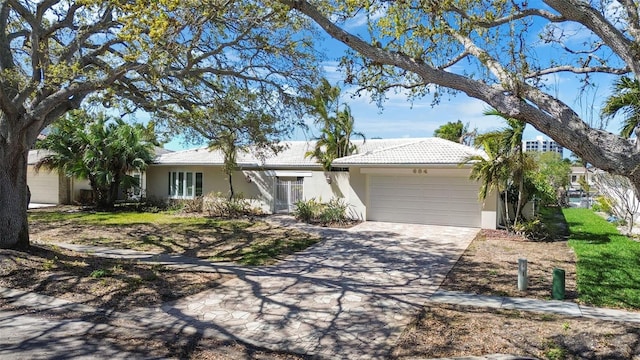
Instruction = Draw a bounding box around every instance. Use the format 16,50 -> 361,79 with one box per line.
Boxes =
368,175 -> 481,227
28,168 -> 59,204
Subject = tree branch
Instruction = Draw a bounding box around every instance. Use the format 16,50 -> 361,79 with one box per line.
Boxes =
282,0 -> 640,179
450,5 -> 566,28
544,0 -> 640,77
525,65 -> 629,78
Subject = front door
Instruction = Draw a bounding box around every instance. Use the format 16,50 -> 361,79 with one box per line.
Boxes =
274,177 -> 303,213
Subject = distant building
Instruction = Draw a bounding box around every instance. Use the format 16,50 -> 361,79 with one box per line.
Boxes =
523,136 -> 563,156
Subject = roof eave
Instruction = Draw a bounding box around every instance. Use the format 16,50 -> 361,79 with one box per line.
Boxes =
331,162 -> 473,168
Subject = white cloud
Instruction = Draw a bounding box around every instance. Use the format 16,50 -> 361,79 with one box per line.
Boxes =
321,61 -> 345,83
342,4 -> 388,30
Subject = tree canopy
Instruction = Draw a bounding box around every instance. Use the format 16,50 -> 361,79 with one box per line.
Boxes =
433,120 -> 475,146
281,0 -> 640,194
0,1 -> 321,248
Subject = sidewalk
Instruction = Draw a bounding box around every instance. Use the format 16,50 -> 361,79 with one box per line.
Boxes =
428,289 -> 640,323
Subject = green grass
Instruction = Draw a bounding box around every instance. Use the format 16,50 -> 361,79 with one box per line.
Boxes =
30,210 -> 193,225
563,207 -> 640,309
538,205 -> 568,240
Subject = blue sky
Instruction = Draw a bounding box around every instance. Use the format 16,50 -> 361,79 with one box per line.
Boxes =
164,4 -> 625,157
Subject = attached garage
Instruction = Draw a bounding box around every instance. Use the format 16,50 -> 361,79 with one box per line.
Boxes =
367,174 -> 482,227
27,167 -> 60,204
332,138 -> 497,229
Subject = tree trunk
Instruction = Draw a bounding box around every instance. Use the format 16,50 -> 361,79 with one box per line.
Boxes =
108,175 -> 120,207
503,189 -> 511,228
0,150 -> 30,249
228,173 -> 234,200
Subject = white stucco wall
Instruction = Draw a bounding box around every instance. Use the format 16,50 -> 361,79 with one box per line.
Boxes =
145,165 -> 355,214
144,164 -> 497,228
70,178 -> 92,203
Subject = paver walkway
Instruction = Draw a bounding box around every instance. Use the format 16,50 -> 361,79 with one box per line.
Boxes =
7,218 -> 479,359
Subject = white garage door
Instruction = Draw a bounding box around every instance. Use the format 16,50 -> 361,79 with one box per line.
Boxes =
27,168 -> 59,204
368,175 -> 481,227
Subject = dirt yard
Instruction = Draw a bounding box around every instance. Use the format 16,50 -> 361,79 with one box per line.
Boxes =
2,207 -> 640,359
392,222 -> 640,359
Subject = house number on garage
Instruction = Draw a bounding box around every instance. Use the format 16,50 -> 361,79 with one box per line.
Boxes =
412,168 -> 428,174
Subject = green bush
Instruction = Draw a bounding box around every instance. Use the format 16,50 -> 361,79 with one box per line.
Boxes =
294,198 -> 350,225
203,192 -> 262,218
591,195 -> 614,214
293,198 -> 323,222
320,198 -> 349,224
512,218 -> 550,241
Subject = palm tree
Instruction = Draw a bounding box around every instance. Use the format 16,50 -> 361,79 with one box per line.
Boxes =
35,112 -> 90,180
476,109 -> 527,224
36,110 -> 155,208
305,79 -> 365,171
307,105 -> 365,171
306,78 -> 342,127
467,137 -> 512,225
601,76 -> 640,139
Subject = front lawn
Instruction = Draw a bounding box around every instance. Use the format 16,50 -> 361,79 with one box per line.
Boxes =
563,207 -> 640,309
29,207 -> 320,266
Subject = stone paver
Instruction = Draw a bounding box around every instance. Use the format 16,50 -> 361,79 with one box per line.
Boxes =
19,218 -> 478,359
161,220 -> 479,359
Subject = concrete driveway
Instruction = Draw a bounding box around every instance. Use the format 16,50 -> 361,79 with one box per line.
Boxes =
165,220 -> 479,359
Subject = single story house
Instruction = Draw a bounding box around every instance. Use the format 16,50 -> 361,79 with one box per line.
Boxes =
26,147 -> 172,204
146,138 -> 498,229
27,149 -> 92,204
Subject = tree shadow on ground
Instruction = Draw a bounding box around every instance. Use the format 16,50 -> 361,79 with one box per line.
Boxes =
4,220 -> 473,359
390,303 -> 640,359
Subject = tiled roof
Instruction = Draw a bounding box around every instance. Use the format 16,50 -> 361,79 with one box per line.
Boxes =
332,138 -> 486,165
28,149 -> 55,165
29,147 -> 172,165
153,142 -> 319,167
153,138 -> 485,168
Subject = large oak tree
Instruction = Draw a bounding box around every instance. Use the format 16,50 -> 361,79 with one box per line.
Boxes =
281,0 -> 640,195
0,0 -> 319,249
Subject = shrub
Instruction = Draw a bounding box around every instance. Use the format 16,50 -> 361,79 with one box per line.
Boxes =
126,196 -> 168,213
591,195 -> 614,214
320,198 -> 349,224
181,197 -> 203,213
512,218 -> 550,241
294,198 -> 350,225
203,192 -> 262,218
293,198 -> 323,222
